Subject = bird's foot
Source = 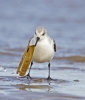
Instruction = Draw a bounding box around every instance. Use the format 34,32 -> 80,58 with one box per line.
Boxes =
26,74 -> 32,79
47,76 -> 52,80
20,74 -> 32,79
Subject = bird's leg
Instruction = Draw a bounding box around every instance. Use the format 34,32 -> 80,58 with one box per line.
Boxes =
26,61 -> 33,79
47,63 -> 52,80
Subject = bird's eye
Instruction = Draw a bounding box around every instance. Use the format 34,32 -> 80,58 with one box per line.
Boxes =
42,33 -> 45,36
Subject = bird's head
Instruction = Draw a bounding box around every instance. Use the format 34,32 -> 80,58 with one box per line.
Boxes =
35,26 -> 47,40
34,26 -> 47,46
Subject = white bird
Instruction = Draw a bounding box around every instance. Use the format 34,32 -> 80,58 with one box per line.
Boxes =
26,26 -> 56,80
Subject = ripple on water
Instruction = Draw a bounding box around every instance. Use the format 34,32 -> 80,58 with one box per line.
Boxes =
54,56 -> 85,63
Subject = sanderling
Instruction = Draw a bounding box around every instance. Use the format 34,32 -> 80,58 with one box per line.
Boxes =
26,26 -> 56,80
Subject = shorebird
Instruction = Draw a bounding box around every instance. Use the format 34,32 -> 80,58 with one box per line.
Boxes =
26,26 -> 56,80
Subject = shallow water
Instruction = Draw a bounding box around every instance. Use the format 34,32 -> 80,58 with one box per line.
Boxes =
0,0 -> 85,100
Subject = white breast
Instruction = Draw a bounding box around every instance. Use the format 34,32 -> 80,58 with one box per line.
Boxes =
32,37 -> 54,63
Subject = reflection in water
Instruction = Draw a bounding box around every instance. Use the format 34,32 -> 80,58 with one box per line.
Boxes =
0,69 -> 85,99
16,84 -> 50,91
15,77 -> 70,92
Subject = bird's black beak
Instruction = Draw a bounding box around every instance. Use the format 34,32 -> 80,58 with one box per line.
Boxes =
35,37 -> 40,46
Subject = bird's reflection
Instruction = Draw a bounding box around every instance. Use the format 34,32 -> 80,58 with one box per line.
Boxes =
16,77 -> 69,92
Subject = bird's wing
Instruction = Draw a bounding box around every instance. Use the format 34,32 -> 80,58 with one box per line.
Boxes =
28,37 -> 33,45
47,36 -> 56,52
28,36 -> 36,46
53,40 -> 56,52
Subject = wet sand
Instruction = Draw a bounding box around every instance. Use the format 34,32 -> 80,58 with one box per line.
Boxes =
0,77 -> 85,100
0,65 -> 85,100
